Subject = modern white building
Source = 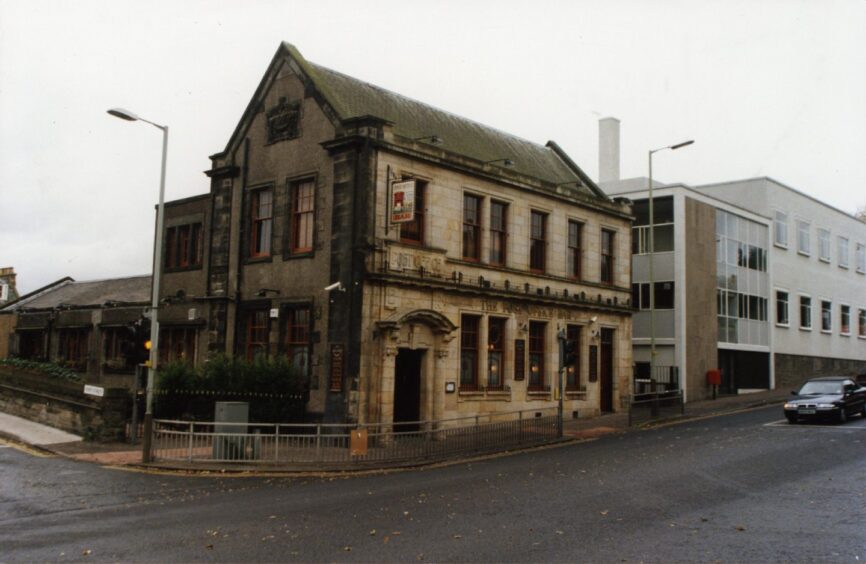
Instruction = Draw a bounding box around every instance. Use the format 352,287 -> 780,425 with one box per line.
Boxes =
695,177 -> 866,390
599,118 -> 866,400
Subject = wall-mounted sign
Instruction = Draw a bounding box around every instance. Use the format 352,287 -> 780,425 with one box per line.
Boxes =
84,385 -> 104,397
445,381 -> 456,393
330,344 -> 344,392
514,339 -> 526,381
188,308 -> 197,321
390,180 -> 416,223
270,308 -> 279,319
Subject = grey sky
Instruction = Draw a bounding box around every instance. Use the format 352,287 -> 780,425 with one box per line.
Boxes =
2,0 -> 864,295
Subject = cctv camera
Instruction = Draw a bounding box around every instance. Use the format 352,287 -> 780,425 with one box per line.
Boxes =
324,281 -> 345,292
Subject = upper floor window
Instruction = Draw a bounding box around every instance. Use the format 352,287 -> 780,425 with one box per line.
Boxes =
567,220 -> 582,279
460,314 -> 480,390
774,210 -> 788,248
529,211 -> 547,273
859,308 -> 866,338
601,229 -> 615,284
250,189 -> 273,257
776,290 -> 789,326
857,243 -> 865,274
817,228 -> 831,262
400,180 -> 425,245
840,305 -> 851,335
487,317 -> 506,390
165,223 -> 203,269
632,281 -> 675,310
800,295 -> 812,330
821,300 -> 832,332
462,194 -> 482,261
837,237 -> 849,269
489,201 -> 508,266
291,180 -> 315,254
796,220 -> 810,256
528,321 -> 546,391
632,197 -> 674,254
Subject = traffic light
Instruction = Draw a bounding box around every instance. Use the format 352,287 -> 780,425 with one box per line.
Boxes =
558,329 -> 578,372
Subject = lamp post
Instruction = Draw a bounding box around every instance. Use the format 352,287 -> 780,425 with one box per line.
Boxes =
648,139 -> 693,404
107,107 -> 168,463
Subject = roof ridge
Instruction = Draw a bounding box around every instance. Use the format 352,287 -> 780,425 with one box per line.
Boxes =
309,62 -> 555,153
70,274 -> 151,285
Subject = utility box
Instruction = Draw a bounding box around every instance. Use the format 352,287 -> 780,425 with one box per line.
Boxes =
213,401 -> 257,460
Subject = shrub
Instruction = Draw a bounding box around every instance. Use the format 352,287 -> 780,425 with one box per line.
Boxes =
0,358 -> 82,382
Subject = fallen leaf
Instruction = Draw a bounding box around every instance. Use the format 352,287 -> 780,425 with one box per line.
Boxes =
82,549 -> 92,556
600,510 -> 609,516
453,534 -> 463,539
735,525 -> 746,532
205,544 -> 214,550
344,546 -> 352,552
370,529 -> 377,536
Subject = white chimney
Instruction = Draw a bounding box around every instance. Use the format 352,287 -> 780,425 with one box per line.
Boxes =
598,117 -> 620,184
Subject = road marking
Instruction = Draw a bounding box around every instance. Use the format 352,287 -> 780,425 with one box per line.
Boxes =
0,438 -> 55,457
765,420 -> 866,430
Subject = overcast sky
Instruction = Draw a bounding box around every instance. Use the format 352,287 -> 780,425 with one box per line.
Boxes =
2,0 -> 864,295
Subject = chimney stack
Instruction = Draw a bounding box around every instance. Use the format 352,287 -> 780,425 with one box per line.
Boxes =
598,117 -> 620,184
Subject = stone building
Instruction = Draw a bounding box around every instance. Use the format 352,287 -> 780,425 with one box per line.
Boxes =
158,42 -> 634,425
1,275 -> 151,388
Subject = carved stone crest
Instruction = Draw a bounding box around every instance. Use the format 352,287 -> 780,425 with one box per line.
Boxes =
266,97 -> 301,143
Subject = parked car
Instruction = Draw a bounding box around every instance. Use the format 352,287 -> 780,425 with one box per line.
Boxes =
783,377 -> 866,424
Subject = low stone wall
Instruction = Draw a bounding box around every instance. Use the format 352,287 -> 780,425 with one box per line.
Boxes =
775,354 -> 866,391
0,367 -> 130,442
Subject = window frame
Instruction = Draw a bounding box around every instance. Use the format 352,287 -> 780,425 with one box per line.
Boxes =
489,200 -> 508,266
283,305 -> 313,386
856,243 -> 865,274
244,308 -> 270,361
290,179 -> 316,255
567,220 -> 583,280
840,304 -> 851,336
460,314 -> 480,390
529,211 -> 547,273
399,179 -> 426,245
487,317 -> 507,390
796,219 -> 810,256
600,229 -> 616,284
820,299 -> 832,333
858,308 -> 866,338
565,324 -> 582,391
837,236 -> 849,269
799,294 -> 812,330
773,210 -> 788,248
775,290 -> 790,327
249,188 -> 274,258
462,193 -> 482,261
527,321 -> 546,391
159,326 -> 198,366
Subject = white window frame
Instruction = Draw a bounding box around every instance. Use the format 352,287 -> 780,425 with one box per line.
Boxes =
773,210 -> 788,248
820,298 -> 832,334
799,294 -> 812,331
775,288 -> 790,328
839,303 -> 851,336
856,243 -> 865,274
837,236 -> 849,269
796,220 -> 810,256
817,228 -> 831,263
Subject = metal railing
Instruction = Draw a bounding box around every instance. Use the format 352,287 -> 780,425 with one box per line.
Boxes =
630,365 -> 684,425
151,407 -> 561,468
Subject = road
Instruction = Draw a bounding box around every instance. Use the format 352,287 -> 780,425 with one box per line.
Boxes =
1,406 -> 864,562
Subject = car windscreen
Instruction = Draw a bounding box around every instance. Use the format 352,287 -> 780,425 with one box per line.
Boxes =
798,381 -> 842,395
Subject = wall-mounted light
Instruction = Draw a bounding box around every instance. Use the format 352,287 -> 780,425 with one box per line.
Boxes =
485,158 -> 514,167
256,288 -> 281,297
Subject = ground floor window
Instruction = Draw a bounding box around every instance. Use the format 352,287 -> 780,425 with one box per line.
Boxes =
487,317 -> 506,390
159,327 -> 197,366
460,314 -> 480,390
528,321 -> 546,391
283,307 -> 311,385
58,328 -> 89,371
243,309 -> 270,361
17,330 -> 46,361
565,324 -> 582,390
102,327 -> 137,370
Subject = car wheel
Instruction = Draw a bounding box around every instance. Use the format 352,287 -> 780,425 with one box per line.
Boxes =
838,407 -> 848,424
786,414 -> 797,424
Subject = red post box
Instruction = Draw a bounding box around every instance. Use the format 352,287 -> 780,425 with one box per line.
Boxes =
706,369 -> 721,386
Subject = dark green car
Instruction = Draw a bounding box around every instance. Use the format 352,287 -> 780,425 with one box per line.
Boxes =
783,377 -> 866,424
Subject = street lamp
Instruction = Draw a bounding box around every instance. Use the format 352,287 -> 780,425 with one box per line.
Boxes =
107,107 -> 168,463
648,139 -> 693,401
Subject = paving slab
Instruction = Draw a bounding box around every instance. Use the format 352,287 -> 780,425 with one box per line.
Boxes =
0,412 -> 82,446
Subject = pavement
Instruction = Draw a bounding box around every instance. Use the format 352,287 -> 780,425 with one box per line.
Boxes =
0,387 -> 791,470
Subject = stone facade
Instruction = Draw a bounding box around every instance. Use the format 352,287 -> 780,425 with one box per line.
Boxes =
157,43 -> 634,425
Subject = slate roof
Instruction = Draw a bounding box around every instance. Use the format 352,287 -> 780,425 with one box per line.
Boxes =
222,43 -> 606,200
5,275 -> 151,311
307,61 -> 588,188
